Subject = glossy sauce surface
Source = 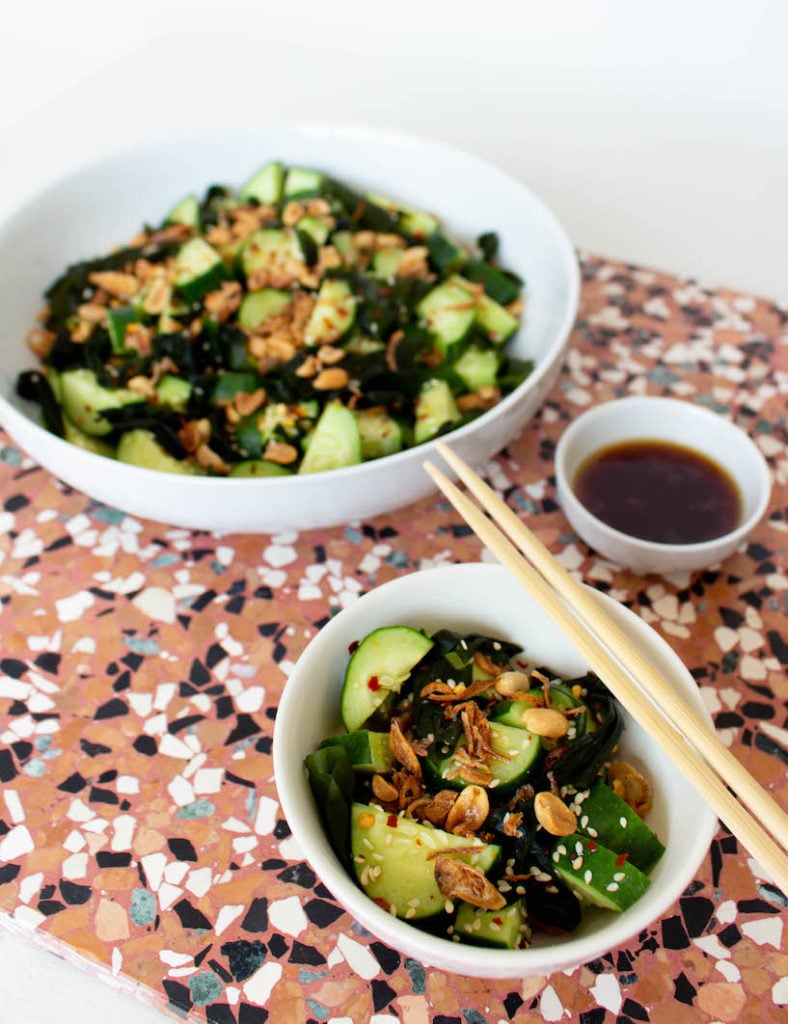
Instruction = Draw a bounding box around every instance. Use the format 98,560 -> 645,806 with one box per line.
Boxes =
573,440 -> 741,545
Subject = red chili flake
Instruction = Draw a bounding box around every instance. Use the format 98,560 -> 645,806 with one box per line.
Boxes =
387,814 -> 398,828
367,675 -> 380,691
492,917 -> 503,926
615,852 -> 629,867
373,897 -> 390,911
588,840 -> 597,852
348,640 -> 360,654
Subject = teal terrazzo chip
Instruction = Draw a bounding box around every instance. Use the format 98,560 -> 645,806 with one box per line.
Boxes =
646,366 -> 681,386
462,1010 -> 489,1024
177,800 -> 215,819
305,999 -> 330,1020
0,446 -> 22,466
34,735 -> 52,752
92,506 -> 126,525
130,888 -> 157,926
386,551 -> 409,568
188,971 -> 224,1006
124,636 -> 160,655
23,758 -> 46,777
404,958 -> 426,994
344,525 -> 363,544
150,553 -> 180,568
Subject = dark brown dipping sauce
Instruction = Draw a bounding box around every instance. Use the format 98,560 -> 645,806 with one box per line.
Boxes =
573,440 -> 741,545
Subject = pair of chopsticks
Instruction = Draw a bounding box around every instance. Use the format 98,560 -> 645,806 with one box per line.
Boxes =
424,441 -> 788,895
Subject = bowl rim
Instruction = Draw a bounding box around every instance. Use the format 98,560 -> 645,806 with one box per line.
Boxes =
273,561 -> 717,977
0,121 -> 580,496
554,395 -> 772,557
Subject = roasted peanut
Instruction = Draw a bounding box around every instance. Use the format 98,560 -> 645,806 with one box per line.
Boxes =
533,791 -> 577,836
521,707 -> 569,739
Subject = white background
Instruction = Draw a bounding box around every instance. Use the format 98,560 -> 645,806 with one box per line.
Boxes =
0,2 -> 786,1023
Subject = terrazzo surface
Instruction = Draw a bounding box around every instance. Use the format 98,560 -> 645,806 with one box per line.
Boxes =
1,253 -> 786,1023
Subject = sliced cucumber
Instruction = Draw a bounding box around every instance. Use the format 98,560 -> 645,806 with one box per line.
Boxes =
319,730 -> 394,774
106,306 -> 141,352
284,166 -> 326,198
165,193 -> 200,229
453,345 -> 500,391
156,374 -> 192,412
476,292 -> 519,343
575,781 -> 665,872
59,369 -> 142,437
228,460 -> 292,478
414,378 -> 460,445
173,238 -> 226,302
331,231 -> 357,263
297,215 -> 331,246
341,625 -> 434,733
238,289 -> 293,332
62,419 -> 115,457
240,228 -> 305,278
426,232 -> 467,273
303,279 -> 356,347
454,898 -> 527,949
350,802 -> 499,919
551,834 -> 651,912
400,208 -> 440,240
371,248 -> 403,279
355,408 -> 403,459
238,161 -> 284,205
257,400 -> 318,444
117,429 -> 200,475
425,720 -> 541,796
417,279 -> 476,355
298,401 -> 362,475
210,371 -> 262,405
463,260 -> 522,306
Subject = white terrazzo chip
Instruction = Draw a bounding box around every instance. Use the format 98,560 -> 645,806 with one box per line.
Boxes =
242,962 -> 283,1006
215,904 -> 245,936
268,895 -> 308,938
335,934 -> 380,980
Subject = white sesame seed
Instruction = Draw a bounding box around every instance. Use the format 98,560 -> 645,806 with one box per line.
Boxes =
552,852 -> 560,863
557,844 -> 567,856
444,899 -> 454,914
580,815 -> 589,829
584,869 -> 593,884
620,816 -> 628,828
405,908 -> 416,919
572,856 -> 584,870
575,840 -> 584,856
606,882 -> 619,892
613,872 -> 626,882
515,885 -> 526,896
587,827 -> 598,838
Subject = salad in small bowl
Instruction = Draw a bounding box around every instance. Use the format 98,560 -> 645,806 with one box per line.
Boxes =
274,563 -> 717,977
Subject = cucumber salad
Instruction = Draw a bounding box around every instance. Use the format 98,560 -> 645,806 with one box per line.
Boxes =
16,161 -> 531,477
305,626 -> 665,949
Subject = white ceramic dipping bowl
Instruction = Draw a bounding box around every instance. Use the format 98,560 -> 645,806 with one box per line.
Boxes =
0,124 -> 579,534
273,562 -> 717,978
555,396 -> 772,575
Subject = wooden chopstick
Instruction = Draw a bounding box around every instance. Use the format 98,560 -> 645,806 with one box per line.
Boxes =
424,450 -> 788,894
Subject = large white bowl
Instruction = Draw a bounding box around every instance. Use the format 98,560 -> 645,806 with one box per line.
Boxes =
274,562 -> 717,978
0,124 -> 579,533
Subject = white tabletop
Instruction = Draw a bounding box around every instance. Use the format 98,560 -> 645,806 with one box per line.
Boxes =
1,4 -> 787,1023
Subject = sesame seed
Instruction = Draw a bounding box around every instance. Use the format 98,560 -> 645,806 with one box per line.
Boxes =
587,827 -> 598,838
515,885 -> 526,896
606,882 -> 619,892
452,934 -> 461,942
552,852 -> 560,863
362,838 -> 373,849
613,872 -> 626,882
580,815 -> 589,828
620,816 -> 628,828
444,899 -> 454,914
489,778 -> 500,788
575,841 -> 584,856
572,856 -> 584,870
408,897 -> 421,907
405,908 -> 416,919
584,869 -> 593,884
557,844 -> 567,856
489,921 -> 501,931
493,641 -> 501,650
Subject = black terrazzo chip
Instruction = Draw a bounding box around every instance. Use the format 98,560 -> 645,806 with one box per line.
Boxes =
220,939 -> 266,981
371,979 -> 396,1012
11,740 -> 32,762
0,864 -> 21,884
121,651 -> 144,671
679,895 -> 715,937
168,838 -> 198,861
133,735 -> 158,756
112,670 -> 132,692
370,941 -> 399,974
191,589 -> 218,611
0,658 -> 27,678
215,696 -> 235,719
225,714 -> 261,745
241,897 -> 268,933
174,898 -> 213,931
59,880 -> 92,905
94,697 -> 128,720
255,736 -> 272,754
225,596 -> 245,614
621,998 -> 649,1020
238,1005 -> 268,1024
673,972 -> 697,1004
163,979 -> 192,1011
579,1010 -> 606,1024
34,652 -> 60,673
288,940 -> 325,966
89,787 -> 118,804
266,934 -> 288,959
738,897 -> 781,914
0,749 -> 18,782
304,898 -> 344,927
37,899 -> 66,916
225,771 -> 254,788
503,993 -> 524,1018
206,1004 -> 236,1024
5,494 -> 29,512
661,915 -> 690,949
194,943 -> 213,967
169,713 -> 206,734
277,863 -> 316,889
206,643 -> 228,668
190,658 -> 212,686
208,958 -> 233,983
96,852 -> 131,868
41,884 -> 56,899
257,623 -> 279,637
718,923 -> 742,947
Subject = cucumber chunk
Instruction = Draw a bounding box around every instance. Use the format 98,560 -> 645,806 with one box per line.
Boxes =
165,194 -> 200,229
417,279 -> 476,355
59,369 -> 142,437
453,345 -> 500,391
156,374 -> 192,412
341,626 -> 434,733
319,730 -> 394,774
228,460 -> 292,478
463,260 -> 522,306
173,238 -> 226,302
297,215 -> 331,246
298,401 -> 361,475
238,161 -> 285,205
284,166 -> 326,198
106,306 -> 141,352
414,378 -> 460,445
303,279 -> 356,347
371,248 -> 403,279
551,834 -> 651,912
351,802 -> 499,919
426,232 -> 468,273
62,419 -> 115,457
476,292 -> 519,343
400,208 -> 440,240
355,408 -> 403,460
575,781 -> 665,872
210,372 -> 262,405
425,720 -> 541,796
454,898 -> 527,949
240,228 -> 306,278
237,288 -> 293,332
117,429 -> 200,475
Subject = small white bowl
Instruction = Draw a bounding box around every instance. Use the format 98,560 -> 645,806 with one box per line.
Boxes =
0,124 -> 578,533
274,562 -> 717,978
555,396 -> 772,575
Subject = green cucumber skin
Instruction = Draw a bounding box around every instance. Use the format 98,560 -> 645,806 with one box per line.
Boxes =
425,720 -> 540,796
454,898 -> 527,949
319,730 -> 393,773
350,802 -> 499,920
551,834 -> 651,912
298,401 -> 362,475
576,781 -> 665,872
340,626 -> 434,733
